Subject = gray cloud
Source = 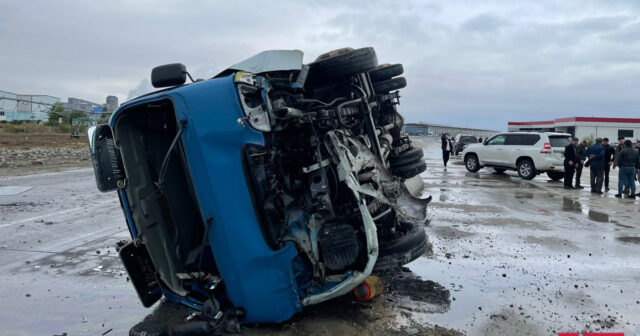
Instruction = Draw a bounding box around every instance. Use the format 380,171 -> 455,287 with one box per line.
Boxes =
0,0 -> 638,130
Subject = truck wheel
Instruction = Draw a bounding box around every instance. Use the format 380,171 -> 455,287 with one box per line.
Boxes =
392,160 -> 426,179
129,322 -> 169,336
389,147 -> 423,167
307,47 -> 378,82
368,64 -> 404,82
374,221 -> 428,271
373,77 -> 407,93
547,171 -> 564,181
464,154 -> 480,172
517,159 -> 536,180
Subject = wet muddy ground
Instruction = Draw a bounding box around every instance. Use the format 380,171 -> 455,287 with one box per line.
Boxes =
1,138 -> 639,335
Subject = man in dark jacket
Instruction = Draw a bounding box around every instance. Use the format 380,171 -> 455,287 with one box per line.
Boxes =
615,140 -> 640,199
602,138 -> 616,191
636,140 -> 640,196
585,137 -> 605,194
575,139 -> 588,189
441,133 -> 454,170
563,138 -> 579,189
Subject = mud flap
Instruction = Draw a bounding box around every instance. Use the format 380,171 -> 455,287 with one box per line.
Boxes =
118,241 -> 162,307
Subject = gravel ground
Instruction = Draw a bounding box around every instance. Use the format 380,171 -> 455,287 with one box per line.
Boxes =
0,147 -> 91,176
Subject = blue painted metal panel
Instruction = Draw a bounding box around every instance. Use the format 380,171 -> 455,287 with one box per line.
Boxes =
111,76 -> 301,323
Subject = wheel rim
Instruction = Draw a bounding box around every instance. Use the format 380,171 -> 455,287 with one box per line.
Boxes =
467,157 -> 477,170
519,163 -> 531,176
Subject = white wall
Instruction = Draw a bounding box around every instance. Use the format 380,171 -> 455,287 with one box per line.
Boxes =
576,126 -> 640,141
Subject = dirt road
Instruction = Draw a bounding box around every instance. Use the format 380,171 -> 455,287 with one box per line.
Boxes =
0,138 -> 638,335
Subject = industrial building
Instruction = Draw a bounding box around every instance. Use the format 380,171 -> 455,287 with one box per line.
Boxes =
404,122 -> 499,138
508,117 -> 640,141
0,90 -> 60,121
62,97 -> 103,114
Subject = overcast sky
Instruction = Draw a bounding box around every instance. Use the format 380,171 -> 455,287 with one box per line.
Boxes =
1,0 -> 639,130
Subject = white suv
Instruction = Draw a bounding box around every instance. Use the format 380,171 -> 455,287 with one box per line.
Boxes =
462,132 -> 571,180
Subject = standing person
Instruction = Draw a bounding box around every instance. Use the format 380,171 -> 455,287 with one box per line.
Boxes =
602,138 -> 615,192
614,140 -> 639,199
575,139 -> 588,189
563,138 -> 579,189
585,137 -> 605,194
612,136 -> 625,169
613,136 -> 629,195
441,133 -> 454,170
636,140 -> 640,196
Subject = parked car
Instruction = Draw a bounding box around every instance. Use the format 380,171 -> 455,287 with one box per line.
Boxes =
88,48 -> 431,333
462,132 -> 570,180
453,134 -> 478,155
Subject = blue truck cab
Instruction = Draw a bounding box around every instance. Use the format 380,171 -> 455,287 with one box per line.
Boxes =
88,48 -> 430,331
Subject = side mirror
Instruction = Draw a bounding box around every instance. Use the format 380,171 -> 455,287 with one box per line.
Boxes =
483,140 -> 488,145
151,63 -> 187,88
88,125 -> 126,192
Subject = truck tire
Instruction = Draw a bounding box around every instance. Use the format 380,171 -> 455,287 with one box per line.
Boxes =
369,64 -> 404,82
389,147 -> 424,167
307,47 -> 378,83
465,154 -> 480,172
373,77 -> 407,93
517,159 -> 536,180
374,221 -> 428,271
392,160 -> 426,179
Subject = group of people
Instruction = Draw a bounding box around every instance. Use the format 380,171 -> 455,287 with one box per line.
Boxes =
564,136 -> 640,199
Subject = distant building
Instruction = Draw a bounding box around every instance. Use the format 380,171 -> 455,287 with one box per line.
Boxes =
105,95 -> 119,112
508,117 -> 640,141
62,97 -> 102,114
0,90 -> 16,121
404,122 -> 499,138
2,93 -> 60,121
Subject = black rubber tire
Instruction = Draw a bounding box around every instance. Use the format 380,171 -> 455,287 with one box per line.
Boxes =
374,221 -> 428,271
389,147 -> 424,167
130,322 -> 169,336
368,64 -> 404,82
373,77 -> 407,93
517,159 -> 536,180
464,154 -> 481,172
547,171 -> 564,181
392,160 -> 426,179
494,168 -> 506,174
307,47 -> 378,82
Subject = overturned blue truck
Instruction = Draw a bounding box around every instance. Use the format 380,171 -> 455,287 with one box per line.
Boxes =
88,47 -> 430,334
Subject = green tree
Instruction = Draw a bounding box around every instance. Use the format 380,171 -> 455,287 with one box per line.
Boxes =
98,109 -> 112,124
46,103 -> 88,127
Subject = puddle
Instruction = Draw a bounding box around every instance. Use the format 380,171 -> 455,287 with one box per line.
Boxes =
616,236 -> 640,244
588,210 -> 609,223
562,197 -> 582,213
514,191 -> 533,199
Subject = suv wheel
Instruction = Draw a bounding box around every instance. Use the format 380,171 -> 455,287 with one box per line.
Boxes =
517,159 -> 536,180
464,154 -> 480,172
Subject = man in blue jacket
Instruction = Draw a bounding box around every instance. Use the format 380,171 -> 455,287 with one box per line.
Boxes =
585,137 -> 605,194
